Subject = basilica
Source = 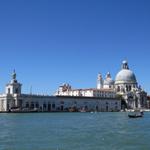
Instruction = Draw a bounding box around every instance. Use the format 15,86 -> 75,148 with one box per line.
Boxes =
55,60 -> 147,109
0,60 -> 148,112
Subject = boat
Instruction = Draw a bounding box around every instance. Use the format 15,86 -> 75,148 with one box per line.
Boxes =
79,107 -> 86,112
142,109 -> 150,112
128,110 -> 144,118
9,106 -> 21,112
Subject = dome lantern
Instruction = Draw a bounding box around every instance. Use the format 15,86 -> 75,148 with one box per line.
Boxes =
122,60 -> 129,70
106,72 -> 111,79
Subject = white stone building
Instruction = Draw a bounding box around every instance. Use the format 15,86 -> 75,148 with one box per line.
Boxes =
54,84 -> 116,98
0,70 -> 121,112
0,60 -> 147,112
55,60 -> 148,109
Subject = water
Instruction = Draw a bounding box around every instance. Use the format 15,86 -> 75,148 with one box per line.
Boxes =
0,112 -> 150,150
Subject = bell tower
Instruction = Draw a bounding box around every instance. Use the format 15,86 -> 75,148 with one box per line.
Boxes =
5,70 -> 22,95
97,73 -> 103,89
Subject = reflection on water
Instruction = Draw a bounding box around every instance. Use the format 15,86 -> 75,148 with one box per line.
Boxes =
0,112 -> 150,150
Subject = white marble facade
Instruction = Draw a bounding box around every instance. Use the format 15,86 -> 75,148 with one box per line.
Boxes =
0,71 -> 120,112
55,60 -> 148,109
0,61 -> 147,112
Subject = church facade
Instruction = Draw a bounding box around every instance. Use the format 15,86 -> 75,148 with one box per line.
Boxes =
0,60 -> 147,112
55,60 -> 148,109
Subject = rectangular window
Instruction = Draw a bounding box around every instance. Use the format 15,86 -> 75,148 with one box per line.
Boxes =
52,104 -> 55,109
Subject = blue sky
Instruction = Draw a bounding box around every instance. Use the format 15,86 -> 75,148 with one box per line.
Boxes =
0,0 -> 150,94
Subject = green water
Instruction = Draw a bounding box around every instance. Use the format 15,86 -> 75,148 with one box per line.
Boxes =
0,112 -> 150,150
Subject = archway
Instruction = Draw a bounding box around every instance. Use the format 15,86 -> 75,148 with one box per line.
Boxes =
48,104 -> 51,111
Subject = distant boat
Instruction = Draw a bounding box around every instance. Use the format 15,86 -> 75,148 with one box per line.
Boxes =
142,109 -> 150,112
9,107 -> 20,112
79,109 -> 86,113
128,110 -> 144,118
79,107 -> 86,112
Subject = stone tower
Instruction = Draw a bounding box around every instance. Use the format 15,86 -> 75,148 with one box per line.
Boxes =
5,70 -> 22,95
97,73 -> 103,89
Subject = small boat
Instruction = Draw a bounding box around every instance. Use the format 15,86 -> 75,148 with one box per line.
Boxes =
9,106 -> 21,112
79,107 -> 86,112
128,110 -> 144,118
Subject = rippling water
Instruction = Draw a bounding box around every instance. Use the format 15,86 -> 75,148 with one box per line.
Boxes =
0,112 -> 150,150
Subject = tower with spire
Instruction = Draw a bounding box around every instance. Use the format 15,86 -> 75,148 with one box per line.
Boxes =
5,70 -> 22,95
97,73 -> 103,89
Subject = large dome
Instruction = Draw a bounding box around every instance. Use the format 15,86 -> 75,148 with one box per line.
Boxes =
115,69 -> 137,84
115,61 -> 137,84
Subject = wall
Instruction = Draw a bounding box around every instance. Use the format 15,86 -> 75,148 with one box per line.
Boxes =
19,95 -> 121,112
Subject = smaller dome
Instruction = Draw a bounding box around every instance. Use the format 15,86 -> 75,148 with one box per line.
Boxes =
104,72 -> 114,85
106,72 -> 111,78
103,78 -> 114,85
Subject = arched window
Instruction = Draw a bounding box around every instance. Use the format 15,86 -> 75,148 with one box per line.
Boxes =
48,103 -> 51,111
96,106 -> 98,111
61,105 -> 64,111
106,105 -> 109,111
85,106 -> 88,110
31,102 -> 34,109
43,103 -> 46,109
52,104 -> 55,109
35,102 -> 39,108
8,88 -> 10,94
26,102 -> 29,108
129,85 -> 131,91
15,88 -> 18,94
126,85 -> 128,91
117,86 -> 120,92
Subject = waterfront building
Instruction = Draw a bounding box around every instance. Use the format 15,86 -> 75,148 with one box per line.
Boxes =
115,60 -> 147,109
0,71 -> 120,112
0,60 -> 147,112
55,60 -> 148,109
